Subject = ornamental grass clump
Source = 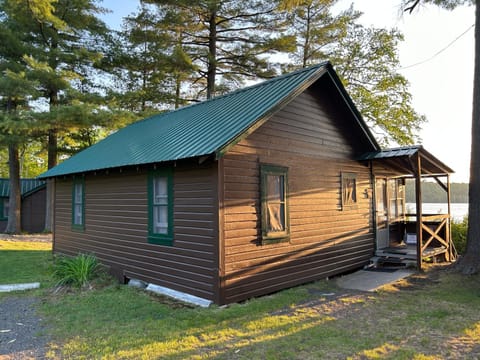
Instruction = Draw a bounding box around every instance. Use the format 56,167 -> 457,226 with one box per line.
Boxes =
53,253 -> 102,289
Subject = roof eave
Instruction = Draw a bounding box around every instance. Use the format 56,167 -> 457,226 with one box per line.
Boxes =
324,65 -> 380,151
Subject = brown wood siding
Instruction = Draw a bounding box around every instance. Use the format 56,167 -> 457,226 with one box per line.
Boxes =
221,87 -> 375,304
0,189 -> 46,233
21,188 -> 46,233
53,164 -> 218,301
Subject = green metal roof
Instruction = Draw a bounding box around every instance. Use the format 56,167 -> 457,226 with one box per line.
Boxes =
359,145 -> 454,175
0,178 -> 46,198
39,62 -> 379,179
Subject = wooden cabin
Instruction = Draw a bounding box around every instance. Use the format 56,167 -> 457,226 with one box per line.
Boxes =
0,178 -> 46,233
39,62 -> 454,305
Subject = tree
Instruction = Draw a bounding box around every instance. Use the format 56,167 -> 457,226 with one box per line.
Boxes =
332,24 -> 425,145
113,2 -> 196,113
1,0 -> 123,232
0,72 -> 38,233
285,0 -> 425,145
403,0 -> 478,274
142,0 -> 295,99
287,0 -> 360,68
0,2 -> 42,233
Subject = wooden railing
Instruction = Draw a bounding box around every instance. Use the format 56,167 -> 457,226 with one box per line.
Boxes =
404,213 -> 454,262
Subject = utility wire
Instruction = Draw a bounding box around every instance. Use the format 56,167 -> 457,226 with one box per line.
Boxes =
400,24 -> 474,70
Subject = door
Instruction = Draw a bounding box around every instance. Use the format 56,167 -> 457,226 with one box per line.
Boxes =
375,178 -> 389,249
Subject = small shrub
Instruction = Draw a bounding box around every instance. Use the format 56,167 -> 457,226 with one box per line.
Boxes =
53,253 -> 102,288
451,217 -> 468,255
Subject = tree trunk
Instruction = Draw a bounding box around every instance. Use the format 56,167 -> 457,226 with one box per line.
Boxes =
5,143 -> 21,234
206,8 -> 217,99
456,0 -> 480,274
44,128 -> 58,232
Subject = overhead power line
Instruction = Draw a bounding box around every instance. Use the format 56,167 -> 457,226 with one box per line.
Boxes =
400,24 -> 474,70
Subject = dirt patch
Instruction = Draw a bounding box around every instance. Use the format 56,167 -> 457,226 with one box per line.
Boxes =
0,234 -> 52,243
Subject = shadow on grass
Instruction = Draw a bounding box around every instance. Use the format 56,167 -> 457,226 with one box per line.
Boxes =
41,266 -> 480,360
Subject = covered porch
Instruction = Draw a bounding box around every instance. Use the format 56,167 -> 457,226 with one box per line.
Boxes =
360,145 -> 456,270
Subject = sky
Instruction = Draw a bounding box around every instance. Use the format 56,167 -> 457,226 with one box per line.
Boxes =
100,0 -> 475,183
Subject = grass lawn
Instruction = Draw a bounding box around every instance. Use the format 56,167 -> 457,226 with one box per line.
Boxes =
1,242 -> 479,359
39,265 -> 480,360
0,240 -> 53,285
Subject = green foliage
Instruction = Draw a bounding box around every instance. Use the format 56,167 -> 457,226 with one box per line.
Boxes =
0,0 -> 432,176
53,253 -> 102,288
331,24 -> 425,145
136,0 -> 295,100
278,1 -> 425,145
286,0 -> 361,67
452,216 -> 468,254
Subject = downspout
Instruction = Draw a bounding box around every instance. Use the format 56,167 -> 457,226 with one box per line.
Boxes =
370,161 -> 378,252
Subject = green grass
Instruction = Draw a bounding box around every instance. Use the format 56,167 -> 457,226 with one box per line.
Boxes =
0,240 -> 53,285
2,242 -> 480,359
39,266 -> 480,359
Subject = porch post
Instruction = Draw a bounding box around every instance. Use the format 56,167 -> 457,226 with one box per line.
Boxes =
415,153 -> 423,270
447,174 -> 452,261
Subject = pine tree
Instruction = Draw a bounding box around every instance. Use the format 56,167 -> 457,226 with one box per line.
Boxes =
0,3 -> 41,233
142,0 -> 295,99
286,0 -> 360,68
112,3 -> 196,113
1,0 -> 122,231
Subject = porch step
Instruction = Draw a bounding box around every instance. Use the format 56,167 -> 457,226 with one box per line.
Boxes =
375,247 -> 416,260
369,255 -> 417,269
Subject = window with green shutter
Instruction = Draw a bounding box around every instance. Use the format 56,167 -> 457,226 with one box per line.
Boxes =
72,178 -> 85,231
148,168 -> 173,245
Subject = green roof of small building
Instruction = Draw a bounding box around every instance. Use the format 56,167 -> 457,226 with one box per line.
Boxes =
0,178 -> 46,198
39,62 -> 379,179
358,145 -> 454,175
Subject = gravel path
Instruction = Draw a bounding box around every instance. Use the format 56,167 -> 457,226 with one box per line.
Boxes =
0,296 -> 50,359
0,234 -> 52,359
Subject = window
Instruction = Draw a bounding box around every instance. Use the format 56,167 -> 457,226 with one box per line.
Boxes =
388,178 -> 405,220
148,168 -> 173,245
0,198 -> 8,220
261,164 -> 289,244
72,178 -> 85,231
342,172 -> 357,209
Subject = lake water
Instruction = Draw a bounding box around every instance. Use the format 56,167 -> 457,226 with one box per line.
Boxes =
406,203 -> 468,221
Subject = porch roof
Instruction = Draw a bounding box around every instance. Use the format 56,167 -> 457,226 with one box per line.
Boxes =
359,145 -> 454,176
